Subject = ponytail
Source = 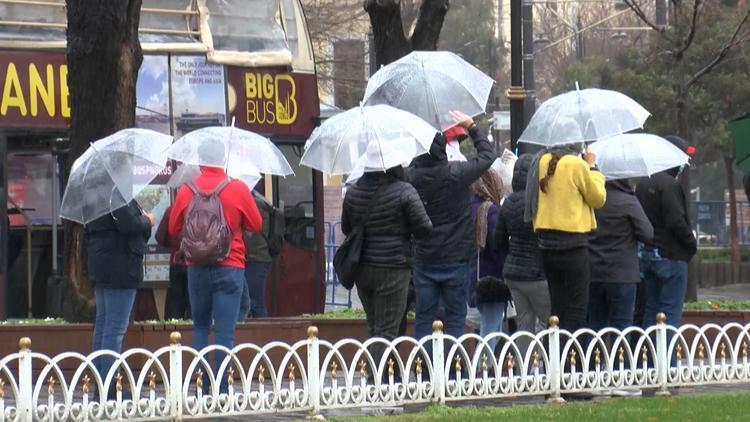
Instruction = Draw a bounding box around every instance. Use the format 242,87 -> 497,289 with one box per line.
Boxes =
539,153 -> 562,194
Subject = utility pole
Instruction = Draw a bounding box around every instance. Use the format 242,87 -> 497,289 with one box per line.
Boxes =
521,0 -> 535,139
508,0 -> 524,152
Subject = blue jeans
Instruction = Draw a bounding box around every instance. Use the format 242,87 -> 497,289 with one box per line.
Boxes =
640,253 -> 688,328
188,265 -> 245,392
238,261 -> 271,320
413,263 -> 468,340
93,288 -> 137,381
588,283 -> 637,331
477,301 -> 505,362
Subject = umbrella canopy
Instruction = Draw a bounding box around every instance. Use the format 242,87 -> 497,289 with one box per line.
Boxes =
168,126 -> 293,177
730,113 -> 750,172
300,104 -> 437,175
589,133 -> 690,180
519,87 -> 650,147
60,128 -> 172,224
362,51 -> 494,131
168,163 -> 262,190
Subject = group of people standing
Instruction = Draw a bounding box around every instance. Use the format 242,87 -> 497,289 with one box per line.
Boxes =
343,113 -> 697,372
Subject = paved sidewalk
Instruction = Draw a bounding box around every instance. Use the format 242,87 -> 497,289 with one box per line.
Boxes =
699,283 -> 750,301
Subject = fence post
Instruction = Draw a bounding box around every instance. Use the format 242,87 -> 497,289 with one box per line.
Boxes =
17,337 -> 32,422
546,316 -> 565,404
169,332 -> 184,419
307,326 -> 322,417
431,321 -> 445,404
655,313 -> 671,396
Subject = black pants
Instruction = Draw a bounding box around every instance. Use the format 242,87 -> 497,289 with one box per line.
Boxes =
164,264 -> 190,319
542,247 -> 590,332
356,265 -> 410,370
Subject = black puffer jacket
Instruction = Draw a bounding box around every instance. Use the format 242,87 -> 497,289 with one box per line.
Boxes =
494,155 -> 545,282
86,201 -> 152,289
408,127 -> 496,264
636,170 -> 697,262
341,171 -> 432,268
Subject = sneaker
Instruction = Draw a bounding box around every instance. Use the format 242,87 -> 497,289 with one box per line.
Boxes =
612,388 -> 642,397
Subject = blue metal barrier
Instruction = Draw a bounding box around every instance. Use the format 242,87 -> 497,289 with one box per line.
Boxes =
324,222 -> 352,308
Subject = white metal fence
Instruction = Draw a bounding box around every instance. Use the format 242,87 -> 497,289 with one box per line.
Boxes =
1,314 -> 749,420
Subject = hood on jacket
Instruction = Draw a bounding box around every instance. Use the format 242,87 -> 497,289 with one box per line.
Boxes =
512,154 -> 534,192
428,132 -> 448,161
605,178 -> 633,194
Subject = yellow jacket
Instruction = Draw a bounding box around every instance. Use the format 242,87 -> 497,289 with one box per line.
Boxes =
534,153 -> 606,233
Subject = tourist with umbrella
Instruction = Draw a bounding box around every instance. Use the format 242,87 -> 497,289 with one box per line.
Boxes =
167,126 -> 288,393
59,128 -> 172,391
341,139 -> 432,379
634,135 -> 697,329
520,86 -> 650,332
302,104 -> 436,379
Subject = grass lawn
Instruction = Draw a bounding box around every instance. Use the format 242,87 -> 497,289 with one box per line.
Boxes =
336,392 -> 750,421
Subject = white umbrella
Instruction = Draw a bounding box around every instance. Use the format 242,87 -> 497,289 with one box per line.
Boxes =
60,128 -> 172,224
168,126 -> 293,177
519,86 -> 650,147
362,51 -> 494,131
589,133 -> 690,180
301,104 -> 437,175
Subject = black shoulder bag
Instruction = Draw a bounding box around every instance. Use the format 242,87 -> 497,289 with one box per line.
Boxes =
334,184 -> 384,290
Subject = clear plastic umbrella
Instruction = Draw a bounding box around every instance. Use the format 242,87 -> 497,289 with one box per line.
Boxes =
362,51 -> 494,131
589,133 -> 690,180
168,162 -> 262,189
519,86 -> 650,147
300,104 -> 437,175
59,128 -> 172,224
168,126 -> 293,177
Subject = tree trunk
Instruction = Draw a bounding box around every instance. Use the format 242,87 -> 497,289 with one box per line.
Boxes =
724,155 -> 742,264
364,0 -> 449,68
63,0 -> 143,322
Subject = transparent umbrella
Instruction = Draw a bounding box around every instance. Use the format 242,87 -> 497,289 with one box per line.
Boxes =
168,126 -> 293,176
519,86 -> 650,147
59,128 -> 172,224
362,51 -> 494,131
589,133 -> 690,180
300,104 -> 437,175
168,162 -> 262,189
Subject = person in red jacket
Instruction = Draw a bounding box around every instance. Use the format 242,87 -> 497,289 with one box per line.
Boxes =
169,141 -> 262,383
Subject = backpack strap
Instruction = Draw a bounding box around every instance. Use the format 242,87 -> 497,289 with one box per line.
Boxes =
186,182 -> 199,194
186,178 -> 233,196
212,177 -> 233,196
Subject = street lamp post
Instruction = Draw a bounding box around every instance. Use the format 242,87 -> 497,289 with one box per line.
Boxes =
522,0 -> 536,140
508,0 -> 525,152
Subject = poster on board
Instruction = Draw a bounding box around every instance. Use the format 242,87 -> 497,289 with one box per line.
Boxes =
136,55 -> 171,134
170,55 -> 227,138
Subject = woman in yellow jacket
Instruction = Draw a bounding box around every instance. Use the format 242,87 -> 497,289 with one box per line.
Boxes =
524,143 -> 606,331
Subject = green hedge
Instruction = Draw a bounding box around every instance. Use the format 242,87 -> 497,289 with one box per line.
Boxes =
698,248 -> 750,262
683,299 -> 750,311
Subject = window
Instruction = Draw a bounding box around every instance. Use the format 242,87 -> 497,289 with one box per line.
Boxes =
205,0 -> 288,53
139,0 -> 201,44
0,0 -> 66,42
0,0 -> 310,69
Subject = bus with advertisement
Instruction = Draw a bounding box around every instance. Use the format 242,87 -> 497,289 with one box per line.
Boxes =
0,0 -> 324,319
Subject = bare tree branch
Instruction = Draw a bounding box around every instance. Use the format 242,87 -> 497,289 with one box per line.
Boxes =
623,0 -> 667,36
674,0 -> 702,58
687,7 -> 750,88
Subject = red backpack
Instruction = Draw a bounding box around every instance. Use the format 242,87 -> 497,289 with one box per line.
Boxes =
180,178 -> 232,265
